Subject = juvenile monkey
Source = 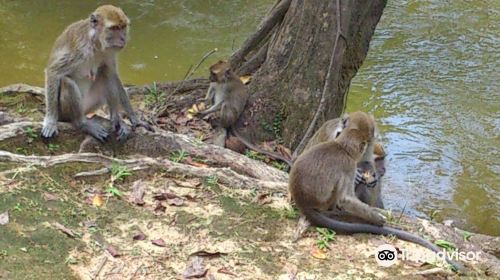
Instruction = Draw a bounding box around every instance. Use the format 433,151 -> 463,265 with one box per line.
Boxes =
355,143 -> 386,208
289,111 -> 464,272
198,61 -> 292,165
41,5 -> 152,142
303,117 -> 385,208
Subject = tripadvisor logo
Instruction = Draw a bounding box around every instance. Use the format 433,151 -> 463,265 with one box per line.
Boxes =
375,244 -> 398,267
374,244 -> 481,267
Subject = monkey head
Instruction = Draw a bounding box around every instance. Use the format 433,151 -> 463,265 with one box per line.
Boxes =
90,5 -> 130,51
209,60 -> 235,83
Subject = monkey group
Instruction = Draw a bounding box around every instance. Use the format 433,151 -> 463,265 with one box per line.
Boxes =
39,5 -> 464,273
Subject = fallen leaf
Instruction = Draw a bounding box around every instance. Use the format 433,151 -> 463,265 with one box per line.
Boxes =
167,197 -> 184,207
254,193 -> 272,205
276,144 -> 292,160
83,220 -> 97,229
173,178 -> 201,188
106,245 -> 120,257
187,103 -> 206,119
133,231 -> 146,241
153,191 -> 180,201
310,247 -> 328,260
42,192 -> 60,201
154,202 -> 166,213
183,256 -> 208,279
239,75 -> 252,85
151,238 -> 166,247
129,180 -> 145,206
52,222 -> 76,238
92,194 -> 104,207
217,267 -> 237,276
0,211 -> 9,225
190,250 -> 227,258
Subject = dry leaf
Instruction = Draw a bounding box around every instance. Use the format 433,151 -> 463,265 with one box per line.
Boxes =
217,267 -> 237,276
129,180 -> 145,206
239,75 -> 252,84
183,256 -> 208,279
106,245 -> 120,257
167,198 -> 184,207
92,194 -> 104,207
83,220 -> 97,229
0,211 -> 9,225
310,247 -> 328,260
43,192 -> 60,201
190,250 -> 227,258
151,238 -> 166,247
173,178 -> 201,188
153,191 -> 180,200
186,103 -> 206,119
52,222 -> 76,238
154,201 -> 166,213
133,231 -> 146,241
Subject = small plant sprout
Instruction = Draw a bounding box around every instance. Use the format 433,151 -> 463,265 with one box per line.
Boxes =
110,162 -> 132,182
435,239 -> 456,252
106,183 -> 123,198
272,161 -> 288,171
429,209 -> 439,221
245,150 -> 266,161
25,127 -> 37,139
462,231 -> 472,241
206,175 -> 219,188
47,143 -> 60,153
170,150 -> 188,163
145,81 -> 165,105
283,206 -> 299,219
316,227 -> 336,250
14,202 -> 22,212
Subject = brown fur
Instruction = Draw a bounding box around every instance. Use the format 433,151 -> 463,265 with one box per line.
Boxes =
289,111 -> 385,226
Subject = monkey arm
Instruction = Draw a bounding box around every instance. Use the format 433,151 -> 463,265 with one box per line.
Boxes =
41,71 -> 62,138
198,100 -> 223,116
205,84 -> 215,104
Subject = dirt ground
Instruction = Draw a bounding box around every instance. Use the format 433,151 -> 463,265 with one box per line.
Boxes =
0,90 -> 498,280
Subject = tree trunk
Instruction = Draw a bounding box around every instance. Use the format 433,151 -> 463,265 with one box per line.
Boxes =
231,0 -> 387,154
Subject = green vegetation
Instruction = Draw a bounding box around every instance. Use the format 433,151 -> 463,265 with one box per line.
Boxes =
316,227 -> 336,250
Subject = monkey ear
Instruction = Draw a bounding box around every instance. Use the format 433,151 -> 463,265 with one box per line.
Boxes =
90,14 -> 99,28
224,68 -> 232,78
341,115 -> 349,129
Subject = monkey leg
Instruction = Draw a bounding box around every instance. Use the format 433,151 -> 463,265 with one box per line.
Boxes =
60,77 -> 109,142
338,195 -> 386,226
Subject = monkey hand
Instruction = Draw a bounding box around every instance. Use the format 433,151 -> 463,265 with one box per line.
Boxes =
41,119 -> 59,138
369,208 -> 386,226
355,168 -> 378,187
131,118 -> 154,132
81,120 -> 109,143
113,119 -> 130,142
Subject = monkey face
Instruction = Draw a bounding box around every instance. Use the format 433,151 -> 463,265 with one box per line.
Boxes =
91,5 -> 130,51
208,60 -> 232,83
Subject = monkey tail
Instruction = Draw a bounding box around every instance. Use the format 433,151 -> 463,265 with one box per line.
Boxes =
230,127 -> 293,167
303,208 -> 466,273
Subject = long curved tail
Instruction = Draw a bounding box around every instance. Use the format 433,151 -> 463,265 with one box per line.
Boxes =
303,208 -> 466,273
230,127 -> 292,166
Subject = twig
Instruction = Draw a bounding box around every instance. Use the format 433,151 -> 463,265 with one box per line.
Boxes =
128,264 -> 144,280
292,0 -> 346,159
89,255 -> 108,280
172,48 -> 218,96
0,83 -> 45,96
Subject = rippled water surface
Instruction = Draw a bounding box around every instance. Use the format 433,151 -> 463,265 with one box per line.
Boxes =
0,0 -> 498,235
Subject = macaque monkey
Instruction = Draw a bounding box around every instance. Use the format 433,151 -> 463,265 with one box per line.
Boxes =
303,117 -> 385,208
289,111 -> 464,272
355,143 -> 386,208
41,5 -> 152,142
197,61 -> 292,165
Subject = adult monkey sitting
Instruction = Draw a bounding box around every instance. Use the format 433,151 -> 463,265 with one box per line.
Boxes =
41,5 -> 152,142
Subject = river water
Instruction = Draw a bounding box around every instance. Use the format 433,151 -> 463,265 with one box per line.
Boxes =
0,0 -> 498,235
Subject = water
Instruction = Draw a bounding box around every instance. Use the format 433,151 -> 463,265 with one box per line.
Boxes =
0,0 -> 498,235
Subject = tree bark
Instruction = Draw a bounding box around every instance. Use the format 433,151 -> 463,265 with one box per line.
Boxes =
231,0 -> 387,152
